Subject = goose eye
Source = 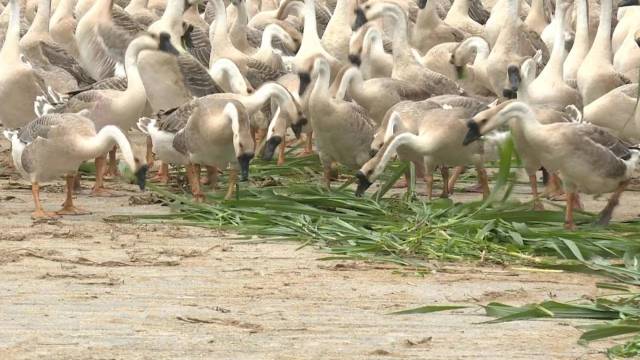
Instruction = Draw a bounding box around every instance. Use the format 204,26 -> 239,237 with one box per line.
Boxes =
480,119 -> 488,125
367,169 -> 373,176
364,4 -> 371,10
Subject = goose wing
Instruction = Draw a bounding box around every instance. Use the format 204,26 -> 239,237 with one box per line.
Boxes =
66,76 -> 127,96
245,58 -> 287,88
158,101 -> 197,133
175,54 -> 225,97
97,9 -> 146,63
182,24 -> 211,68
39,41 -> 96,86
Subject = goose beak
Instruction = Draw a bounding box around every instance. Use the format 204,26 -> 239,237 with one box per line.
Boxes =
158,33 -> 180,55
135,164 -> 149,190
369,148 -> 378,157
237,153 -> 253,181
298,72 -> 311,96
619,0 -> 639,6
353,8 -> 367,31
262,136 -> 282,161
417,0 -> 428,9
291,122 -> 303,139
355,171 -> 372,197
348,54 -> 362,66
636,36 -> 640,48
462,120 -> 481,146
502,66 -> 520,99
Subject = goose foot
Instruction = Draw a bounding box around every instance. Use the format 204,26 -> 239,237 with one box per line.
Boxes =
393,179 -> 408,189
545,192 -> 567,201
57,205 -> 91,216
31,210 -> 60,220
90,187 -> 116,197
193,193 -> 205,203
462,183 -> 485,193
297,149 -> 314,157
564,222 -> 577,231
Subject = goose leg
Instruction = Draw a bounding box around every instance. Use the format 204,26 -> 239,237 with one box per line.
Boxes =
145,136 -> 154,166
596,180 -> 629,226
73,173 -> 82,193
564,192 -> 577,230
476,166 -> 490,200
186,164 -> 204,202
105,145 -> 120,177
224,169 -> 239,200
91,156 -> 114,196
299,132 -> 314,157
544,173 -> 566,200
447,166 -> 465,194
31,182 -> 58,219
529,174 -> 544,210
202,166 -> 219,189
439,166 -> 449,198
57,174 -> 90,215
322,165 -> 332,190
150,162 -> 170,184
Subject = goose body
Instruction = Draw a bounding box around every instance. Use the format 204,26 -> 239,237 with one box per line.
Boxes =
464,101 -> 640,229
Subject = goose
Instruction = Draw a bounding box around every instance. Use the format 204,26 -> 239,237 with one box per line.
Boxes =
347,23 -> 392,79
524,0 -> 549,35
320,0 -> 357,61
0,0 -> 52,129
355,2 -> 465,97
563,0 -> 588,83
463,101 -> 640,230
335,66 -> 430,124
444,0 -> 485,37
306,56 -> 376,188
75,0 -> 146,80
576,0 -> 629,105
355,105 -> 498,199
292,0 -> 341,76
412,0 -> 466,55
449,36 -> 494,96
49,0 -> 79,58
137,56 -> 252,184
228,0 -> 261,54
19,0 -> 92,92
41,32 -> 162,194
509,1 -> 582,111
173,99 -> 255,201
484,0 -> 531,46
483,0 -> 549,96
3,112 -> 147,219
613,28 -> 640,81
209,0 -> 287,88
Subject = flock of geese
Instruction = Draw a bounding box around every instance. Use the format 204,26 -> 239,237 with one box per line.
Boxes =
0,0 -> 639,229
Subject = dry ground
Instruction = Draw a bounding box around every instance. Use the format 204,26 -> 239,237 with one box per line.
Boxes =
1,137 -> 635,359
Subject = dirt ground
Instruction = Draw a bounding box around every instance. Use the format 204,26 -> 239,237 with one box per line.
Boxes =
0,137 -> 633,359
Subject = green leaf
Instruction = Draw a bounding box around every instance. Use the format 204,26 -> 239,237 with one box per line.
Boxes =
389,305 -> 469,315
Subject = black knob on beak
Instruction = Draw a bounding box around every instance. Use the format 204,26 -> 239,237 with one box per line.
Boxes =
348,54 -> 362,66
237,153 -> 254,181
462,120 -> 481,146
355,171 -> 373,197
135,164 -> 149,190
262,136 -> 282,161
353,8 -> 368,31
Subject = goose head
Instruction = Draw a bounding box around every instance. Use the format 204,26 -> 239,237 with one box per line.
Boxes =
157,32 -> 181,55
296,54 -> 324,96
226,101 -> 255,181
348,23 -> 380,66
127,32 -> 166,58
462,100 -> 517,145
353,2 -> 405,31
502,57 -> 536,99
417,0 -> 428,10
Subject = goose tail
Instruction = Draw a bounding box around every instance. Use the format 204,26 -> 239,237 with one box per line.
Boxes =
137,117 -> 155,135
623,148 -> 640,178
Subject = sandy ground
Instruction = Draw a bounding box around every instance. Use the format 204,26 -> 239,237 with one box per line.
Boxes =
0,137 -> 633,359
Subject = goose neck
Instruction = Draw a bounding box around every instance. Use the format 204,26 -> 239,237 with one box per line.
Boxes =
28,0 -> 51,34
301,0 -> 321,45
163,0 -> 186,20
372,133 -> 427,180
52,0 -> 75,23
336,67 -> 362,100
209,59 -> 247,94
245,83 -> 280,113
504,102 -> 540,131
573,0 -> 589,44
544,0 -> 567,76
310,64 -> 331,102
450,0 -> 470,15
1,0 -> 21,58
592,0 -> 612,55
92,125 -> 138,171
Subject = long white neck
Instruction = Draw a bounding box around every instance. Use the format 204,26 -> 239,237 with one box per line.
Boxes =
211,0 -> 230,45
123,42 -> 148,97
0,0 -> 21,60
590,0 -> 612,59
504,102 -> 541,133
234,0 -> 248,26
209,58 -> 248,94
372,133 -> 431,180
28,0 -> 51,34
51,0 -> 75,24
526,0 -> 544,22
363,27 -> 384,56
300,0 -> 321,50
563,0 -> 589,79
310,63 -> 331,104
163,0 -> 186,21
468,37 -> 490,64
507,0 -> 519,20
418,0 -> 440,25
336,67 -> 363,100
243,83 -> 281,113
91,125 -> 138,171
540,0 -> 566,79
255,23 -> 287,59
450,0 -> 470,16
